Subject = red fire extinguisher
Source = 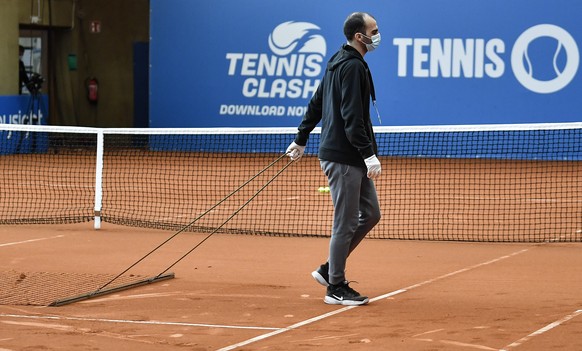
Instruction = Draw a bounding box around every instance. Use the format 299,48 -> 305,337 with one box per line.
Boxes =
86,77 -> 99,103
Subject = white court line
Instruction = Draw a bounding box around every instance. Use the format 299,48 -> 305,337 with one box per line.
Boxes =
0,235 -> 64,248
500,309 -> 582,350
217,248 -> 530,351
0,314 -> 279,331
440,339 -> 497,350
370,248 -> 530,302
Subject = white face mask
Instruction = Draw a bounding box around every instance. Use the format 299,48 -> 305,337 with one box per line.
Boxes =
361,33 -> 381,52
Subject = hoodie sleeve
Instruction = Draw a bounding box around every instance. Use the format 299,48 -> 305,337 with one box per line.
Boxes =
339,60 -> 375,159
294,76 -> 324,146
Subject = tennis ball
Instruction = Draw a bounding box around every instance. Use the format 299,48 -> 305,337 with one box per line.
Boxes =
324,186 -> 330,193
317,187 -> 325,193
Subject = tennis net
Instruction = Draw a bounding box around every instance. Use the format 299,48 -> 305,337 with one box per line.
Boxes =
1,123 -> 580,242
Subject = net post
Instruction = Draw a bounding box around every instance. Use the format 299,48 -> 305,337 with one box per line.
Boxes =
94,130 -> 104,230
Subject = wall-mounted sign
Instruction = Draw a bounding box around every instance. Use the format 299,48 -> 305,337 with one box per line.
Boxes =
90,20 -> 101,34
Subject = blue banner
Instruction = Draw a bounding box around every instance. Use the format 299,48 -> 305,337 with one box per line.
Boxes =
0,95 -> 49,154
150,0 -> 581,127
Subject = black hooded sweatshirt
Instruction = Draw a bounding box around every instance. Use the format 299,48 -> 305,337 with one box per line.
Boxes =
293,44 -> 378,169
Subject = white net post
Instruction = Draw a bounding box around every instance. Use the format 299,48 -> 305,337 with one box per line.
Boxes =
94,130 -> 104,229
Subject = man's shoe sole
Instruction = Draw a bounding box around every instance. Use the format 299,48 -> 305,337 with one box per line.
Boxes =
324,296 -> 369,306
311,270 -> 329,287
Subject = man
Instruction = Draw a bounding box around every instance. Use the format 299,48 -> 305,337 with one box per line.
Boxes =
286,12 -> 382,306
19,45 -> 30,95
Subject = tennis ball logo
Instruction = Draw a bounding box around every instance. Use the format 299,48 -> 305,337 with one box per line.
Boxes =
521,36 -> 567,82
511,24 -> 580,94
268,21 -> 327,57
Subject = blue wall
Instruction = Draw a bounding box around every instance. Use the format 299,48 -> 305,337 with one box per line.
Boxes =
0,95 -> 48,125
0,95 -> 49,154
150,0 -> 581,128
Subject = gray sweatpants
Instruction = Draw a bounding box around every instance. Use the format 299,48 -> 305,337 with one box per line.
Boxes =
320,160 -> 381,285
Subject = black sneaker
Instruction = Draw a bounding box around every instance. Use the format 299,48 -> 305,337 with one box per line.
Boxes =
311,262 -> 329,286
324,281 -> 369,306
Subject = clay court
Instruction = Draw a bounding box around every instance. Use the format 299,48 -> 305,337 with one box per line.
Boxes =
1,128 -> 582,350
1,223 -> 582,351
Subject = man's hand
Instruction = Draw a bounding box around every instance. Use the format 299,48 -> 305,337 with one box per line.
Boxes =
286,142 -> 306,161
364,155 -> 381,179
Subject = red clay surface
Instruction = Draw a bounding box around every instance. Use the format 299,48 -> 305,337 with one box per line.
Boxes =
1,223 -> 582,350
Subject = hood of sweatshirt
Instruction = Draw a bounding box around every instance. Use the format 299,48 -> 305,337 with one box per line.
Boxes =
327,44 -> 368,71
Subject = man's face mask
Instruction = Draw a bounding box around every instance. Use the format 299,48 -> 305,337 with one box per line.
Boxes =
360,33 -> 381,52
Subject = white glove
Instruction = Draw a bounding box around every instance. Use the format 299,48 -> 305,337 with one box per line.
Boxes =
286,141 -> 306,161
364,155 -> 381,179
